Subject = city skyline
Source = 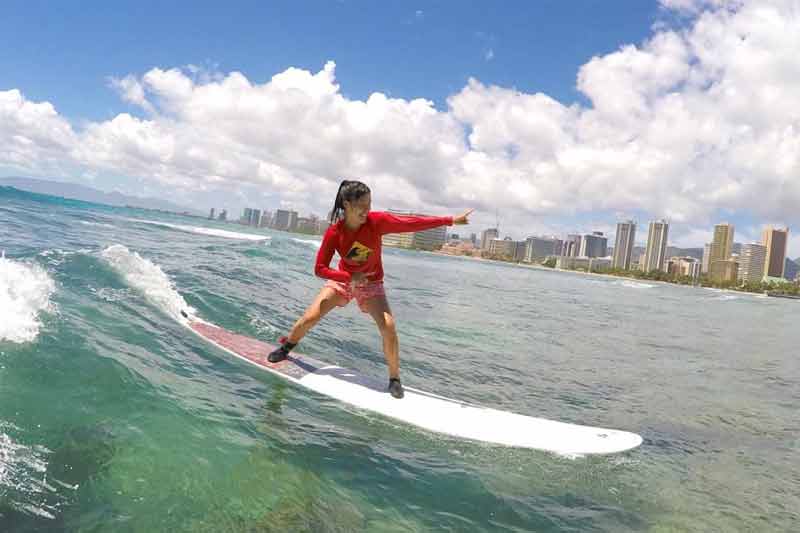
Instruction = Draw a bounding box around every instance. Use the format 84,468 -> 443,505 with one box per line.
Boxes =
221,201 -> 799,271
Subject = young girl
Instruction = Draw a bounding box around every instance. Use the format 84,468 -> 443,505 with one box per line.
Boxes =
268,180 -> 473,399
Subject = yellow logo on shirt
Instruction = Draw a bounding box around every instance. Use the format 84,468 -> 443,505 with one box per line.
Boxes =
346,241 -> 372,262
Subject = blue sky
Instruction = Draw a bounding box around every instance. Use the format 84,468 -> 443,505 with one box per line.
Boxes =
1,1 -> 797,254
1,1 -> 658,122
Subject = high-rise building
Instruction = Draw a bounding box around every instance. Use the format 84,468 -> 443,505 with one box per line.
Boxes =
523,236 -> 559,262
711,223 -> 735,262
381,210 -> 447,251
552,238 -> 564,256
296,217 -> 316,233
382,231 -> 414,248
579,232 -> 608,258
411,225 -> 447,250
709,222 -> 735,278
702,243 -> 712,274
249,209 -> 262,227
241,208 -> 262,226
208,208 -> 216,220
666,256 -> 701,278
562,234 -> 582,257
642,220 -> 669,272
488,237 -> 525,260
613,221 -> 636,270
710,259 -> 739,283
762,226 -> 789,278
675,257 -> 701,278
738,243 -> 767,282
480,228 -> 499,250
273,209 -> 299,231
785,258 -> 799,282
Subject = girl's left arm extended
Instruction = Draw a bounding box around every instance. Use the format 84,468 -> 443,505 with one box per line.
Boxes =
374,209 -> 473,234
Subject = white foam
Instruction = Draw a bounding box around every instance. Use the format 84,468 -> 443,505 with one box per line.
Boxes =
128,219 -> 270,241
0,424 -> 57,519
0,257 -> 55,343
291,238 -> 322,249
101,244 -> 195,319
616,280 -> 655,289
78,221 -> 115,228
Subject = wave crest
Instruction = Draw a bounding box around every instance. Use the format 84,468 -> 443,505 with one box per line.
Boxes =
0,256 -> 55,343
100,244 -> 194,320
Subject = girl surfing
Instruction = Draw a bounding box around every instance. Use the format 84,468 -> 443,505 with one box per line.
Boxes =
268,180 -> 473,399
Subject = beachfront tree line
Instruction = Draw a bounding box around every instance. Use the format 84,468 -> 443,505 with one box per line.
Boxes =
485,253 -> 799,296
573,266 -> 799,295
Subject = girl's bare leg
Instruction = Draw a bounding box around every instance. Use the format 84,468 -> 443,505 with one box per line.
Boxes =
363,296 -> 400,379
285,287 -> 347,344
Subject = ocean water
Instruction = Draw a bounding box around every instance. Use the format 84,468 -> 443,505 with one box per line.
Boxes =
1,186 -> 798,532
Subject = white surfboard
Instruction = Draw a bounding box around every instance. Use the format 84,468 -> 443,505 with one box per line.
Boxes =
180,311 -> 642,455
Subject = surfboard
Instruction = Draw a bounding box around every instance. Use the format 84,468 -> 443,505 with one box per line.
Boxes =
180,311 -> 643,455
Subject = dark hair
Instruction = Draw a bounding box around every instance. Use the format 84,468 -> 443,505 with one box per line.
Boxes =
329,180 -> 371,223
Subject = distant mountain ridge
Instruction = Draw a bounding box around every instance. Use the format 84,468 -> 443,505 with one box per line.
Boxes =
666,246 -> 704,260
0,177 -> 199,214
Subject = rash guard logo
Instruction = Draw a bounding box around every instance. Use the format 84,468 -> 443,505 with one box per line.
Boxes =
346,241 -> 372,262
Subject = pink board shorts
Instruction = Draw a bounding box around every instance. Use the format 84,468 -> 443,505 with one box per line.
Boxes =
325,279 -> 386,312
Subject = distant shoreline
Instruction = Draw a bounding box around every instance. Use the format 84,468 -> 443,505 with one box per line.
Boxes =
430,251 -> 784,298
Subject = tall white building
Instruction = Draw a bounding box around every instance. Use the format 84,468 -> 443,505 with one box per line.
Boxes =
562,234 -> 582,257
702,243 -> 712,274
738,243 -> 767,282
642,220 -> 669,272
612,221 -> 636,270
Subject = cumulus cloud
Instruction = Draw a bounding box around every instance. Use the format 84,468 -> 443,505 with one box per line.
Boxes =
1,0 -> 798,250
0,89 -> 77,175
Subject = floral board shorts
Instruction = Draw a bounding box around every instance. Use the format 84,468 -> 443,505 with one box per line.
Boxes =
324,279 -> 386,313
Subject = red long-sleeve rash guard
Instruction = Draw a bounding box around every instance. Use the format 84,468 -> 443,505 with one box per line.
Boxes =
315,211 -> 454,283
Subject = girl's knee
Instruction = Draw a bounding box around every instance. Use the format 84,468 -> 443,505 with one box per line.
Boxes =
380,315 -> 397,337
301,309 -> 321,327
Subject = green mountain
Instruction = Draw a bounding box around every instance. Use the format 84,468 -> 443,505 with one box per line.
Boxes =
0,176 -> 199,214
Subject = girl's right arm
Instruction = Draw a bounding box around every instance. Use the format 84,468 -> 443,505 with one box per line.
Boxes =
314,227 -> 352,283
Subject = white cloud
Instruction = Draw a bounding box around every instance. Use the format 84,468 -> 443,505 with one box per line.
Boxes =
109,75 -> 155,114
0,89 -> 77,175
1,0 -> 799,255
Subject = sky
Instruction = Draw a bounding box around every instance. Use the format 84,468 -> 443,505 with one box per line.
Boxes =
1,0 -> 798,255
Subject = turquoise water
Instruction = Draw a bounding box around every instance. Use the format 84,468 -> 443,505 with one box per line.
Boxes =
1,186 -> 798,532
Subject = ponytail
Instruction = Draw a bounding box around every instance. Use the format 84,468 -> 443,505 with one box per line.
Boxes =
329,179 -> 371,224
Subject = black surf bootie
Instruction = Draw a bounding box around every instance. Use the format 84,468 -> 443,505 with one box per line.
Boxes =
388,378 -> 404,399
268,337 -> 295,363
